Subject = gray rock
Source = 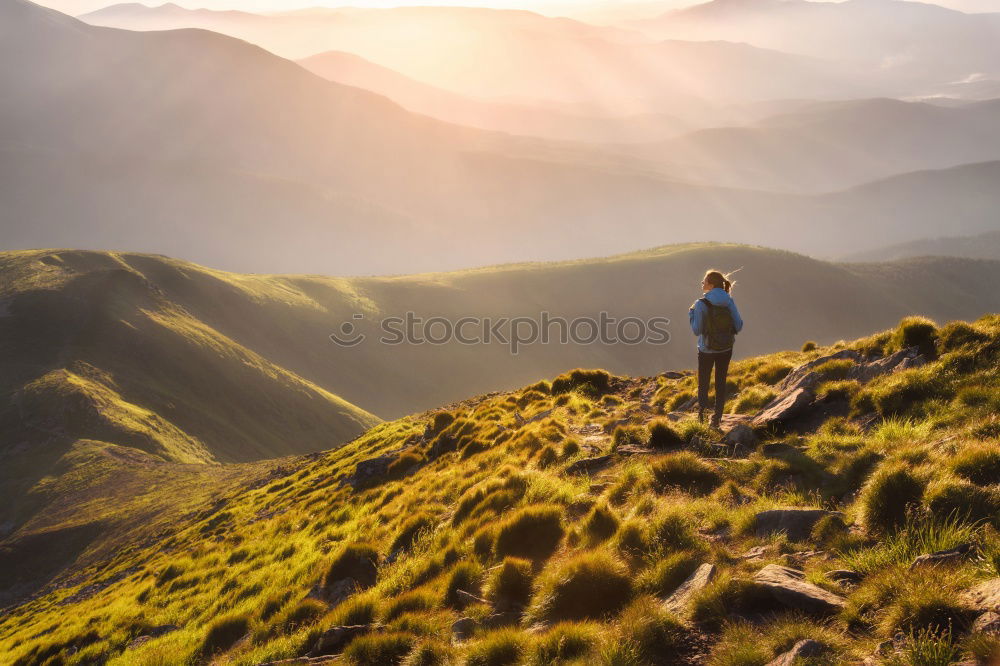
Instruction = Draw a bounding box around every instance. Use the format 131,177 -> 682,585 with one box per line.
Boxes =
973,611 -> 1000,635
724,424 -> 759,449
826,570 -> 863,586
480,611 -> 521,629
664,563 -> 717,613
847,346 -> 921,383
752,387 -> 815,429
909,543 -> 973,570
964,578 -> 1000,612
311,625 -> 375,656
565,455 -> 613,475
754,564 -> 846,614
778,350 -> 861,392
451,617 -> 477,641
661,371 -> 687,380
766,639 -> 826,666
742,545 -> 770,560
753,508 -> 843,541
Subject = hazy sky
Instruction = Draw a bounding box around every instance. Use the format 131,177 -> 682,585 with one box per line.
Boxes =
37,0 -> 698,17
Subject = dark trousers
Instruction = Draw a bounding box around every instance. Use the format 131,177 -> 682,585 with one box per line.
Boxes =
698,349 -> 733,419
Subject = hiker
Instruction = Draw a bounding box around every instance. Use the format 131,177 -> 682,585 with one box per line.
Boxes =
689,269 -> 743,428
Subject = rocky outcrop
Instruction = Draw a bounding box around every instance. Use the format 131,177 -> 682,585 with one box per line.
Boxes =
565,455 -> 613,475
847,346 -> 924,383
754,564 -> 846,614
664,563 -> 717,614
310,625 -> 379,656
751,388 -> 815,429
964,578 -> 1000,612
909,543 -> 973,570
753,508 -> 842,541
723,424 -> 759,449
766,639 -> 826,666
778,350 -> 861,393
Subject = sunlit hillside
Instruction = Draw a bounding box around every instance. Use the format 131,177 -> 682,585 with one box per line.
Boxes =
2,315 -> 999,664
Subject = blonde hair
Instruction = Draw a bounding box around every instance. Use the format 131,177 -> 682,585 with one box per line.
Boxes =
704,269 -> 736,293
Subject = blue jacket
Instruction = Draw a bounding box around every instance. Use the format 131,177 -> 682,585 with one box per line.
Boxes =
689,287 -> 743,353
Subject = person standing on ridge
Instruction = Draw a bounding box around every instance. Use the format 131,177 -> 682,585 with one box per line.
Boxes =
689,269 -> 743,429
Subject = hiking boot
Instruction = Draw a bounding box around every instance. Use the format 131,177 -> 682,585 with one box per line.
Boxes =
698,408 -> 706,424
710,414 -> 722,429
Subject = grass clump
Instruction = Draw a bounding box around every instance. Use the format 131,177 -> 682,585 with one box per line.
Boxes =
614,596 -> 688,663
391,514 -> 436,554
344,632 -> 418,666
612,425 -> 647,450
199,612 -> 249,658
648,420 -> 685,449
444,562 -> 482,609
324,542 -> 381,591
754,361 -> 794,385
494,505 -> 564,561
526,552 -> 633,624
485,557 -> 534,610
551,369 -> 612,397
638,551 -> 700,597
892,316 -> 939,360
839,514 -> 979,575
951,444 -> 1000,486
582,503 -> 620,545
733,385 -> 776,414
857,367 -> 950,417
465,629 -> 526,666
858,464 -> 926,533
528,622 -> 602,664
924,478 -> 1000,526
651,453 -> 722,495
401,639 -> 455,666
937,321 -> 989,353
802,341 -> 818,352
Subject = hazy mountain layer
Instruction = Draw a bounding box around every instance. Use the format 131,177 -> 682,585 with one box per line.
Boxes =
844,230 -> 1000,262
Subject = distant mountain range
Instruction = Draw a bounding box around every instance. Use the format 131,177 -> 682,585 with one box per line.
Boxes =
627,0 -> 1000,97
844,230 -> 1000,262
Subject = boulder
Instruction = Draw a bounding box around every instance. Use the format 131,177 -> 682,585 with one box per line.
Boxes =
847,346 -> 921,383
964,578 -> 1000,612
664,563 -> 717,614
826,570 -> 863,586
974,611 -> 1000,635
752,388 -> 815,430
451,617 -> 477,641
778,350 -> 861,392
909,543 -> 973,570
347,453 -> 399,488
754,564 -> 846,614
311,625 -> 376,656
723,424 -> 759,449
766,639 -> 826,666
565,455 -> 613,475
753,508 -> 843,541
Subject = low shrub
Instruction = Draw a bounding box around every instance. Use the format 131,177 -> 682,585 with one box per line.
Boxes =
859,464 -> 926,533
324,542 -> 381,589
526,552 -> 633,624
651,453 -> 722,495
755,361 -> 794,385
561,438 -> 581,458
802,341 -> 818,352
494,505 -> 564,561
426,412 -> 455,438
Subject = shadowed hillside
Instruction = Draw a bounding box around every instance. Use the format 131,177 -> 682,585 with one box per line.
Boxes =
2,314 -> 999,663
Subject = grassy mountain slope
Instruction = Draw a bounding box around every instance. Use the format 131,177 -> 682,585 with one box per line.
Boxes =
2,315 -> 999,664
6,245 -> 1000,425
0,250 -> 379,552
